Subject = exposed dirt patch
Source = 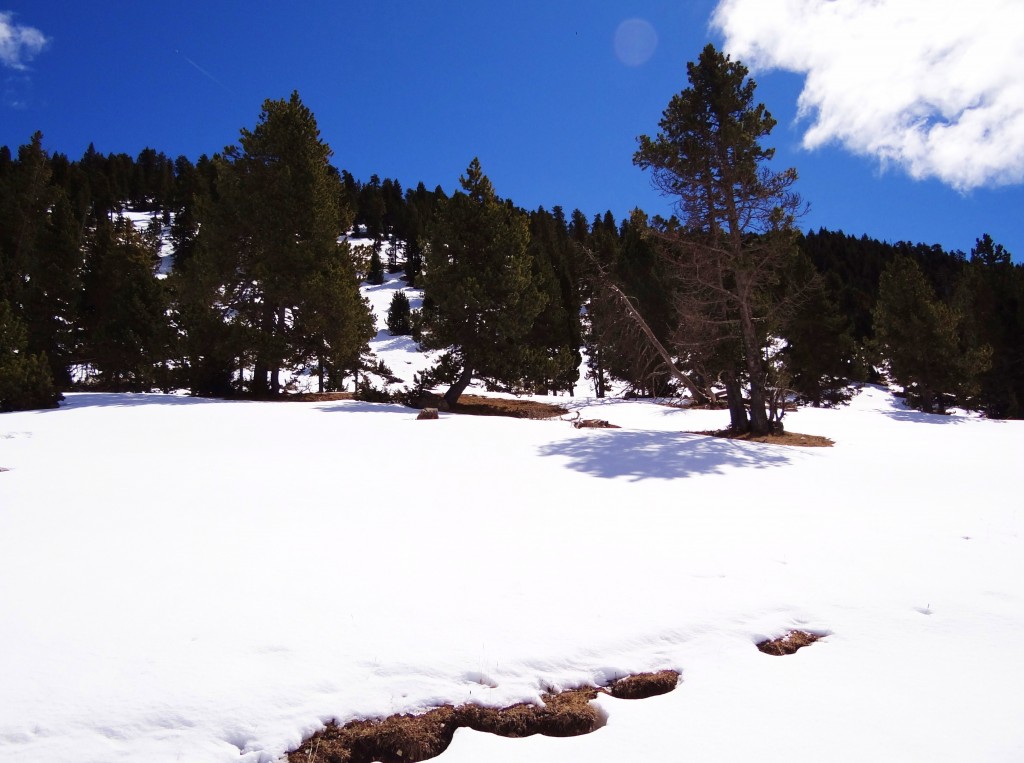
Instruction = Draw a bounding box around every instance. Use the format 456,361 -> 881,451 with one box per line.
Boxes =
447,394 -> 568,420
288,671 -> 680,763
458,686 -> 603,739
756,630 -> 823,655
607,669 -> 680,699
272,392 -> 356,403
295,706 -> 458,763
692,429 -> 834,448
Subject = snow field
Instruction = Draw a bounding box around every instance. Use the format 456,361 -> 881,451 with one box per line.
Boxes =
1,262 -> 1022,761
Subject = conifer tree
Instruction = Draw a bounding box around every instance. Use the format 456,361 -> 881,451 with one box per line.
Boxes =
873,256 -> 989,413
386,290 -> 413,336
634,44 -> 803,434
0,300 -> 60,412
957,235 -> 1022,417
420,158 -> 547,407
781,258 -> 859,406
367,246 -> 385,285
0,134 -> 84,386
79,216 -> 167,390
203,91 -> 372,396
292,243 -> 375,392
524,207 -> 582,394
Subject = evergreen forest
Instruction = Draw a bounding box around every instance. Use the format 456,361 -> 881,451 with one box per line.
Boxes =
1,56 -> 1022,421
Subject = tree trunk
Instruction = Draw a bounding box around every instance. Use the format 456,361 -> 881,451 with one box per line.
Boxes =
444,363 -> 474,408
736,275 -> 770,435
723,371 -> 749,433
252,360 -> 268,397
269,305 -> 285,397
604,282 -> 717,405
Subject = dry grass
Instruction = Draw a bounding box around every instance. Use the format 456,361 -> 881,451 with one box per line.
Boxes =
692,429 -> 834,448
288,671 -> 680,763
607,669 -> 680,699
443,394 -> 569,420
756,630 -> 823,656
273,392 -> 356,403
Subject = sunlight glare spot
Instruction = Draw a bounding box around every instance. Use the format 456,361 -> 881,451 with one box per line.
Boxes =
614,18 -> 658,67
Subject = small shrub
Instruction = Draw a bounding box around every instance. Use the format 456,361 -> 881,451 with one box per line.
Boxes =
386,291 -> 413,335
367,248 -> 385,285
353,378 -> 393,403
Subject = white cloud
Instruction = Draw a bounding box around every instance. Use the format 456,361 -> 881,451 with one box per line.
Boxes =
711,0 -> 1024,190
0,11 -> 49,71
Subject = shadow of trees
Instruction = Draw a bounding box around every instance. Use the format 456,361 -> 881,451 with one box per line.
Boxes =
538,430 -> 793,481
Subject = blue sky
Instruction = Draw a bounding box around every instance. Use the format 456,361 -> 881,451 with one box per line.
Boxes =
3,1 -> 1023,260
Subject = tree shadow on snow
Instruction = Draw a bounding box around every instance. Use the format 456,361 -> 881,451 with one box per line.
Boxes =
538,430 -> 793,481
52,392 -> 226,411
879,409 -> 971,426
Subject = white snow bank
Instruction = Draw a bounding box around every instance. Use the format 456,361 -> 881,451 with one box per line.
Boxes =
0,387 -> 1021,762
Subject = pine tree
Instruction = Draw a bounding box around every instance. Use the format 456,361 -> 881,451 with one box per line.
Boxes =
386,290 -> 413,336
420,158 -> 547,407
79,216 -> 168,390
873,256 -> 989,413
0,133 -> 84,385
0,300 -> 60,411
202,91 -> 373,396
293,243 -> 375,392
782,259 -> 859,406
367,246 -> 385,285
634,44 -> 803,434
523,207 -> 582,394
959,235 -> 1023,417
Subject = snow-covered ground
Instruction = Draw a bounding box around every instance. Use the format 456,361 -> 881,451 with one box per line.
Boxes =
122,209 -> 175,278
1,269 -> 1022,762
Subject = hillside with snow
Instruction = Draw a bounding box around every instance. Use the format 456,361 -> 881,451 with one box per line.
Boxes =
1,266 -> 1022,763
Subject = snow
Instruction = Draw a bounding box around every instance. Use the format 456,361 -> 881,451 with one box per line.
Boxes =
122,209 -> 175,278
1,276 -> 1023,762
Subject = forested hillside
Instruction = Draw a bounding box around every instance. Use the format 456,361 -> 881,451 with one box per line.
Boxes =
2,85 -> 1021,417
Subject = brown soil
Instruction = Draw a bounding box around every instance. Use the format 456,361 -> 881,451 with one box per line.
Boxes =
446,394 -> 569,420
288,670 -> 680,763
272,392 -> 356,403
692,429 -> 834,448
607,669 -> 680,699
756,630 -> 823,656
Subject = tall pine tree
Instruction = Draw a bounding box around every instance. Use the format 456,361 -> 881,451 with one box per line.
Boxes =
420,158 -> 547,407
201,92 -> 372,396
634,44 -> 803,434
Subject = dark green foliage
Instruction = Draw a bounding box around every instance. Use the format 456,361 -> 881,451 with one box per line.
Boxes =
386,290 -> 413,335
523,207 -> 582,394
353,377 -> 394,403
781,256 -> 859,406
193,91 -> 374,396
293,244 -> 376,392
79,216 -> 168,390
959,236 -> 1024,417
367,246 -> 385,285
873,256 -> 990,413
0,301 -> 61,412
580,209 -> 679,398
634,44 -> 802,433
420,158 -> 548,407
0,134 -> 84,386
3,97 -> 1021,420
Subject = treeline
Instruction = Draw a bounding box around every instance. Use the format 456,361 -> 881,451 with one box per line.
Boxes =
1,87 -> 1022,418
